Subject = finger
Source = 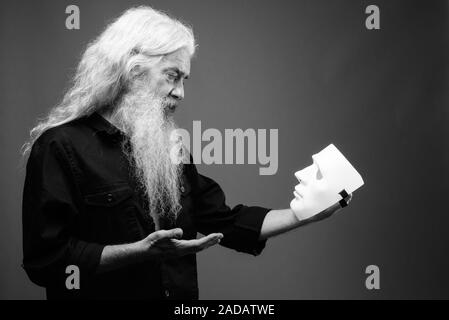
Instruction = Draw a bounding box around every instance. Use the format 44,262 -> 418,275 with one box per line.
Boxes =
339,199 -> 348,208
182,233 -> 223,252
323,202 -> 341,216
196,233 -> 223,250
339,193 -> 353,208
347,193 -> 353,204
149,228 -> 183,242
202,233 -> 224,243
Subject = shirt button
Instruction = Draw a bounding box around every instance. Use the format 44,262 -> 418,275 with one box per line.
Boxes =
164,289 -> 170,298
106,193 -> 114,202
180,185 -> 185,193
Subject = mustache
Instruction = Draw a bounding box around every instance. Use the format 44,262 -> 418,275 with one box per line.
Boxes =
163,98 -> 179,108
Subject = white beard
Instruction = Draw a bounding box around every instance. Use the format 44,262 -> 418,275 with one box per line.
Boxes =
108,85 -> 184,223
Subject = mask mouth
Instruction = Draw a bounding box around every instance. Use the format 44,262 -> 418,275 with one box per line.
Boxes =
293,190 -> 302,199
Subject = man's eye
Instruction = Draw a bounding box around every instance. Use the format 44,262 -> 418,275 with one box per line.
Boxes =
167,73 -> 177,81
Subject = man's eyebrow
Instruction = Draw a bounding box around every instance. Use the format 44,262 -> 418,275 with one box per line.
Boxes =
163,67 -> 190,79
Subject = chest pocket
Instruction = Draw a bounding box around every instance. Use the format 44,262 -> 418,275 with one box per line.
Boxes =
83,183 -> 142,244
85,185 -> 133,207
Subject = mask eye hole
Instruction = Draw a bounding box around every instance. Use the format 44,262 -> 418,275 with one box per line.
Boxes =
316,167 -> 323,180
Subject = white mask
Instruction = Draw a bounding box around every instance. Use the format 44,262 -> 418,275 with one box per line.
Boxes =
290,144 -> 364,221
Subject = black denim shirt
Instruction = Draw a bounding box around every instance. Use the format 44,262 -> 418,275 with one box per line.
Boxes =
22,112 -> 270,300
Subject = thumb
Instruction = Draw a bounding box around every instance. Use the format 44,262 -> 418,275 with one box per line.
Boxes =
149,228 -> 183,242
170,228 -> 184,239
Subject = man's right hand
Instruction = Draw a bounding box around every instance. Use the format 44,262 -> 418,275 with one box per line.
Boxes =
139,228 -> 223,260
97,228 -> 223,273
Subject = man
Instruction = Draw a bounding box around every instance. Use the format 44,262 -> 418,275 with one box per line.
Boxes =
22,6 -> 349,300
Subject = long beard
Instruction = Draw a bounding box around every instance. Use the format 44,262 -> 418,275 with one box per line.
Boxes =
109,88 -> 183,222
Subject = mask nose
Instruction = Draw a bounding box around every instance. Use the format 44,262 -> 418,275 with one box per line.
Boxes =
295,164 -> 316,185
295,171 -> 306,184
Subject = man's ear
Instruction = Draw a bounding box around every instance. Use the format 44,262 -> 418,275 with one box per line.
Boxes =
125,51 -> 152,82
128,64 -> 147,81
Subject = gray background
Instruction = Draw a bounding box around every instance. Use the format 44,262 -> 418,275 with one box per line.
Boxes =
1,0 -> 448,299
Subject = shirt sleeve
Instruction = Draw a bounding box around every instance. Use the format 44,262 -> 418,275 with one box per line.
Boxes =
188,163 -> 271,256
22,131 -> 105,288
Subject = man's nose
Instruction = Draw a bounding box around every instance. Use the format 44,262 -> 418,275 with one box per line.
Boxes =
170,82 -> 184,101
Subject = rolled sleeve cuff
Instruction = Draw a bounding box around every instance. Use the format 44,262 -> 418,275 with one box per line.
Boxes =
68,238 -> 105,279
22,239 -> 105,288
230,205 -> 271,256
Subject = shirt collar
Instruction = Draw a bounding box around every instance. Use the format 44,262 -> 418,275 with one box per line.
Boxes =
85,111 -> 126,138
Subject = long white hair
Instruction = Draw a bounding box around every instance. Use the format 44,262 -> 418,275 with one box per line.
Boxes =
21,6 -> 196,156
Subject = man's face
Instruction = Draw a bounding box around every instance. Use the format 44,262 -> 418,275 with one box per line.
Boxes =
146,47 -> 191,115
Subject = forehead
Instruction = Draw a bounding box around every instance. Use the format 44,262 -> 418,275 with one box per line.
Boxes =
160,48 -> 191,75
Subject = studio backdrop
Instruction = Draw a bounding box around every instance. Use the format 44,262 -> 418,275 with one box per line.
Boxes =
0,0 -> 448,299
